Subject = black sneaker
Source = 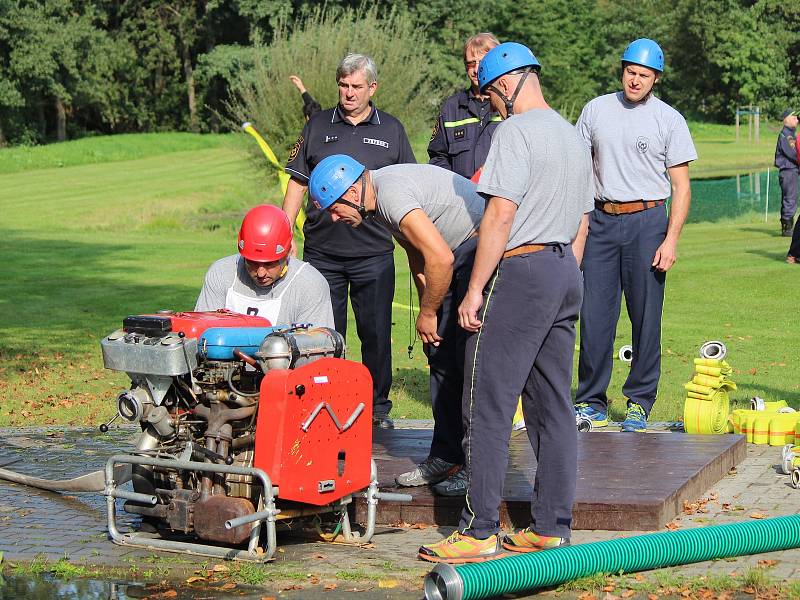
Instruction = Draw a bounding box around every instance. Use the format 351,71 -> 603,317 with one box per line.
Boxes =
373,414 -> 394,429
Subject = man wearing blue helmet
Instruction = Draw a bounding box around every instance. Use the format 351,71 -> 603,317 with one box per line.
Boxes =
309,155 -> 485,496
574,39 -> 697,433
418,42 -> 594,563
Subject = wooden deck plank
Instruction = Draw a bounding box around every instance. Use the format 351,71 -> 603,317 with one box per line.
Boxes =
356,429 -> 746,531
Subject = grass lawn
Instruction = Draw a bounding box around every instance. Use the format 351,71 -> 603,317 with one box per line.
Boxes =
0,128 -> 796,428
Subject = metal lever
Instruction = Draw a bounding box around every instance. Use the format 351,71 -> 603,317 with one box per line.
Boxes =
99,413 -> 120,433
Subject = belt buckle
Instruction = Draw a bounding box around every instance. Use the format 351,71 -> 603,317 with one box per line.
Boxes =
607,202 -> 621,216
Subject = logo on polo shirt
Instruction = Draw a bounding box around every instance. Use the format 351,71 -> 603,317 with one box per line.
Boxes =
288,135 -> 303,162
363,137 -> 389,149
636,136 -> 649,153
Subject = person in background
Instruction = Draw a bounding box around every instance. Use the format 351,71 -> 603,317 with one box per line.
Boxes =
775,109 -> 799,238
427,33 -> 501,179
574,39 -> 697,433
289,75 -> 321,121
282,53 -> 416,429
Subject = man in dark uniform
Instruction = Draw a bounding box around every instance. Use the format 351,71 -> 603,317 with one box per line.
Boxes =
775,109 -> 799,237
428,33 -> 501,179
282,53 -> 416,428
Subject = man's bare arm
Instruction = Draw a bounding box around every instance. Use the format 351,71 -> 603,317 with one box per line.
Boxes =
282,177 -> 308,227
652,163 -> 690,272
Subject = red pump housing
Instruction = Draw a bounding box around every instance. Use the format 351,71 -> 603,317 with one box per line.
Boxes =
254,358 -> 373,505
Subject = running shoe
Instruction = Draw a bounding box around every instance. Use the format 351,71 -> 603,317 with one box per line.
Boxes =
396,456 -> 459,487
419,531 -> 505,563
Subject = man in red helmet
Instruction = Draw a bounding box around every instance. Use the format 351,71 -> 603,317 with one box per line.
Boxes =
195,204 -> 334,327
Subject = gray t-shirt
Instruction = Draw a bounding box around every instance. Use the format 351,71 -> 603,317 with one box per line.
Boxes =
371,164 -> 484,251
575,92 -> 698,201
477,109 -> 594,249
194,255 -> 335,328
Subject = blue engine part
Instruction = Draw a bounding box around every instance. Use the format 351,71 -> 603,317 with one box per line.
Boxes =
200,327 -> 277,360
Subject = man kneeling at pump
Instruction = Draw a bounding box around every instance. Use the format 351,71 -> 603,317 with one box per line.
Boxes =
195,204 -> 335,328
308,156 -> 484,496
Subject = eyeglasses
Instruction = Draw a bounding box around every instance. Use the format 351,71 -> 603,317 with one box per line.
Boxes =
464,61 -> 479,69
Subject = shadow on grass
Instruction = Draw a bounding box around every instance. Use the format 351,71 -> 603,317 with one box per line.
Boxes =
744,248 -> 791,262
0,230 -> 199,358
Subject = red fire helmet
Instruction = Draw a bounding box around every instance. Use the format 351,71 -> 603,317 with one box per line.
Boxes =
237,204 -> 292,262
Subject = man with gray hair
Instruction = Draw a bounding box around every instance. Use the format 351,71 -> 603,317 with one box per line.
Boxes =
283,53 -> 416,429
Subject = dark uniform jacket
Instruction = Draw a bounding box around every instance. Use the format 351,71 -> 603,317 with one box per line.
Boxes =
427,89 -> 501,179
286,104 -> 416,257
775,125 -> 799,172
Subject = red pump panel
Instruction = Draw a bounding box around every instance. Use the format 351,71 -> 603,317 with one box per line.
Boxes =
254,358 -> 372,505
161,310 -> 271,338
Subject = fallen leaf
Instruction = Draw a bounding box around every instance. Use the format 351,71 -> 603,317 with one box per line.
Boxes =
749,512 -> 767,519
309,576 -> 320,585
648,595 -> 659,600
622,591 -> 636,598
219,582 -> 236,590
379,579 -> 398,589
313,553 -> 328,559
212,564 -> 230,572
282,585 -> 303,591
665,521 -> 681,530
758,559 -> 778,568
324,584 -> 337,591
578,594 -> 598,600
743,587 -> 755,594
635,574 -> 644,582
410,522 -> 430,529
602,585 -> 616,592
261,597 -> 276,600
185,576 -> 206,584
159,592 -> 178,599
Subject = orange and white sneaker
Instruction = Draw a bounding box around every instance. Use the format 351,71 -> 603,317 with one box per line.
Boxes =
502,528 -> 569,553
418,531 -> 506,563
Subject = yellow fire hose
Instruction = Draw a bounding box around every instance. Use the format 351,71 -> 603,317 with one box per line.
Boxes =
241,122 -> 306,239
683,358 -> 736,434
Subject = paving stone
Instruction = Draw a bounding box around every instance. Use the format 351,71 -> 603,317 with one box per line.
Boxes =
1,424 -> 798,592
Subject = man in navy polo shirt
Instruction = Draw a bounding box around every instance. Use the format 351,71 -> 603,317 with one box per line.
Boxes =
282,53 -> 416,428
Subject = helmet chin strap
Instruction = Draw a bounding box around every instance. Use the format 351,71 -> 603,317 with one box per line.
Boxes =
335,173 -> 369,218
488,67 -> 532,117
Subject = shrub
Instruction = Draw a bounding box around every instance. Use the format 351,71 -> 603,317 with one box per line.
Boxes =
226,4 -> 437,171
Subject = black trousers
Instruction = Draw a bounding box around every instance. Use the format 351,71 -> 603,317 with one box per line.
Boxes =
459,245 -> 582,540
779,169 -> 798,222
303,249 -> 394,416
425,237 -> 477,465
576,206 -> 668,415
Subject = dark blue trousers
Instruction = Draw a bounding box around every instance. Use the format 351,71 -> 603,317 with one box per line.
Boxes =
576,206 -> 668,415
789,218 -> 800,259
302,249 -> 395,417
425,237 -> 477,465
779,169 -> 798,222
459,245 -> 582,540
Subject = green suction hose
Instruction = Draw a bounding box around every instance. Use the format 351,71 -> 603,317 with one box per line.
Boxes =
424,515 -> 800,600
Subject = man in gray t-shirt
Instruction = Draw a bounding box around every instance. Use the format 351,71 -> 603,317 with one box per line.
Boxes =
308,158 -> 484,497
418,43 -> 592,564
195,205 -> 334,329
574,39 -> 697,433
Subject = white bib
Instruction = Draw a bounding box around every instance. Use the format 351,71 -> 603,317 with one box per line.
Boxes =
224,263 -> 306,324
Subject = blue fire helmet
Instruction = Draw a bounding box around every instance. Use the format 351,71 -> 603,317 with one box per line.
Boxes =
308,154 -> 365,210
477,42 -> 541,93
622,38 -> 664,73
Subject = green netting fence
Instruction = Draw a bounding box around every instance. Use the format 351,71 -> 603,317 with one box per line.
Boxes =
686,169 -> 782,223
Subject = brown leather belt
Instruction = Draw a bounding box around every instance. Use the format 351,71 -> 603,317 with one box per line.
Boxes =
595,199 -> 665,215
502,244 -> 548,259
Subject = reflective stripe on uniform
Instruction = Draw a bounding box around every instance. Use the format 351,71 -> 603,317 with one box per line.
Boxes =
444,117 -> 480,127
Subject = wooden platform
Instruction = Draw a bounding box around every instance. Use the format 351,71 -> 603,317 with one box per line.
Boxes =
355,429 -> 746,531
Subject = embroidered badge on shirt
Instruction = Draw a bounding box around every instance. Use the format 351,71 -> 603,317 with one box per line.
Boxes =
636,136 -> 649,153
324,135 -> 339,143
288,135 -> 303,162
430,120 -> 440,142
453,129 -> 465,140
363,137 -> 389,148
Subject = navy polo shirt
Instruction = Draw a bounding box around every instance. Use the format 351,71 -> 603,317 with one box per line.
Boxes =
285,104 -> 416,257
